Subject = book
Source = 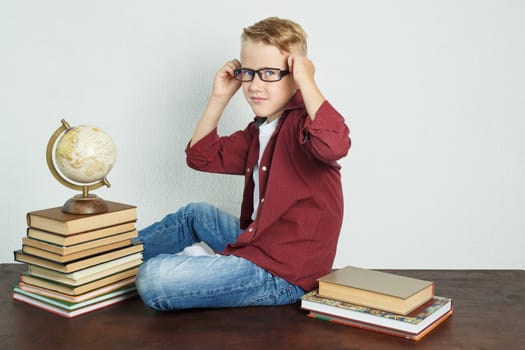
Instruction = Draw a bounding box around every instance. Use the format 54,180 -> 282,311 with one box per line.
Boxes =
27,252 -> 142,282
26,201 -> 137,235
318,266 -> 434,315
28,255 -> 142,286
14,243 -> 143,273
18,277 -> 137,303
27,222 -> 137,246
307,309 -> 453,341
13,284 -> 136,311
24,228 -> 137,253
301,290 -> 452,339
20,267 -> 140,295
22,239 -> 133,263
12,287 -> 137,318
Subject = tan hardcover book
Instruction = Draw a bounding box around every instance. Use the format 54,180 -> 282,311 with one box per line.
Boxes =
317,266 -> 434,315
22,240 -> 134,263
19,268 -> 139,296
14,244 -> 144,273
27,222 -> 137,246
28,258 -> 142,286
22,230 -> 137,255
26,201 -> 137,235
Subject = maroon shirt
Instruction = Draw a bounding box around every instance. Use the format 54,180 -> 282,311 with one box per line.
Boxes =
186,91 -> 351,291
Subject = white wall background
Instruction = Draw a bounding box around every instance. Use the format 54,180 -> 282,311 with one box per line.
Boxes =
1,0 -> 524,268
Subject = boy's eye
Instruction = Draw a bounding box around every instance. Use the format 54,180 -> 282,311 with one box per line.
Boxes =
234,69 -> 254,81
261,69 -> 276,78
243,70 -> 255,78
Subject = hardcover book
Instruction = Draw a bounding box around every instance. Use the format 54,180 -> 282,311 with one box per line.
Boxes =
27,252 -> 143,282
20,267 -> 140,295
22,239 -> 133,263
18,277 -> 137,303
307,309 -> 453,341
26,201 -> 137,235
14,243 -> 143,273
318,266 -> 434,315
27,223 -> 137,246
301,290 -> 452,339
13,284 -> 137,311
12,286 -> 137,318
27,254 -> 142,286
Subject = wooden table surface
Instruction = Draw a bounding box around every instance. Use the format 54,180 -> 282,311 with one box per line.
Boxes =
1,264 -> 524,349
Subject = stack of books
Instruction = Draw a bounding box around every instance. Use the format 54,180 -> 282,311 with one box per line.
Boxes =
12,201 -> 143,318
301,266 -> 453,341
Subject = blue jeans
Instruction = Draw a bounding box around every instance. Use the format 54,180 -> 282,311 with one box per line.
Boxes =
135,202 -> 305,311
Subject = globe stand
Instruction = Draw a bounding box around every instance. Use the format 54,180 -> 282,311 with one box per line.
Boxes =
63,194 -> 109,215
46,119 -> 113,215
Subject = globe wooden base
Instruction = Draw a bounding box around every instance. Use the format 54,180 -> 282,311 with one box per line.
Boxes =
62,194 -> 109,215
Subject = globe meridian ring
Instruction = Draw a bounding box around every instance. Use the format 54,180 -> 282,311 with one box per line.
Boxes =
46,119 -> 113,196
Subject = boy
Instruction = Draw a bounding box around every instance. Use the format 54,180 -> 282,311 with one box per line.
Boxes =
136,17 -> 351,311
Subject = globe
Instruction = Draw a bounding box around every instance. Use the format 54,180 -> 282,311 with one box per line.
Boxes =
46,119 -> 117,214
55,125 -> 116,184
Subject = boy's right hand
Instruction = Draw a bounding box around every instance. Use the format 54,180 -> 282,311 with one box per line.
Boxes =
212,59 -> 242,101
190,59 -> 242,147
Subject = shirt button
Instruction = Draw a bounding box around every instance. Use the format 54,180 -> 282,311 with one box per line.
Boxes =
260,198 -> 265,203
246,168 -> 251,173
248,227 -> 254,233
262,166 -> 267,171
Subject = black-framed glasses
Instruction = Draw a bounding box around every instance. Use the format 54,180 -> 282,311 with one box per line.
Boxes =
233,68 -> 290,82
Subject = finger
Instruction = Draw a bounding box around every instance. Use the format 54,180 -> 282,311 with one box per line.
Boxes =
225,59 -> 241,76
226,59 -> 240,69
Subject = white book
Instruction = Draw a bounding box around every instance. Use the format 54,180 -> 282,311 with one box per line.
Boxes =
301,290 -> 452,335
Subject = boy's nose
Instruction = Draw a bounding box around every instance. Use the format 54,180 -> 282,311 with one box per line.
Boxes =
248,74 -> 264,91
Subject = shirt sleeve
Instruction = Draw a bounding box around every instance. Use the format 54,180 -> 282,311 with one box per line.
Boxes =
185,126 -> 253,175
299,101 -> 351,163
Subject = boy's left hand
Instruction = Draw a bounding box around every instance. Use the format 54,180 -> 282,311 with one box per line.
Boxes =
288,54 -> 326,120
288,54 -> 316,89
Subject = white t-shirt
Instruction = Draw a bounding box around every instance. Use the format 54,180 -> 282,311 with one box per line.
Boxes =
252,118 -> 279,220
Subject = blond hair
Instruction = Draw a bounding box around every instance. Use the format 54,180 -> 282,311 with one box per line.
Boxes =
241,17 -> 307,55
